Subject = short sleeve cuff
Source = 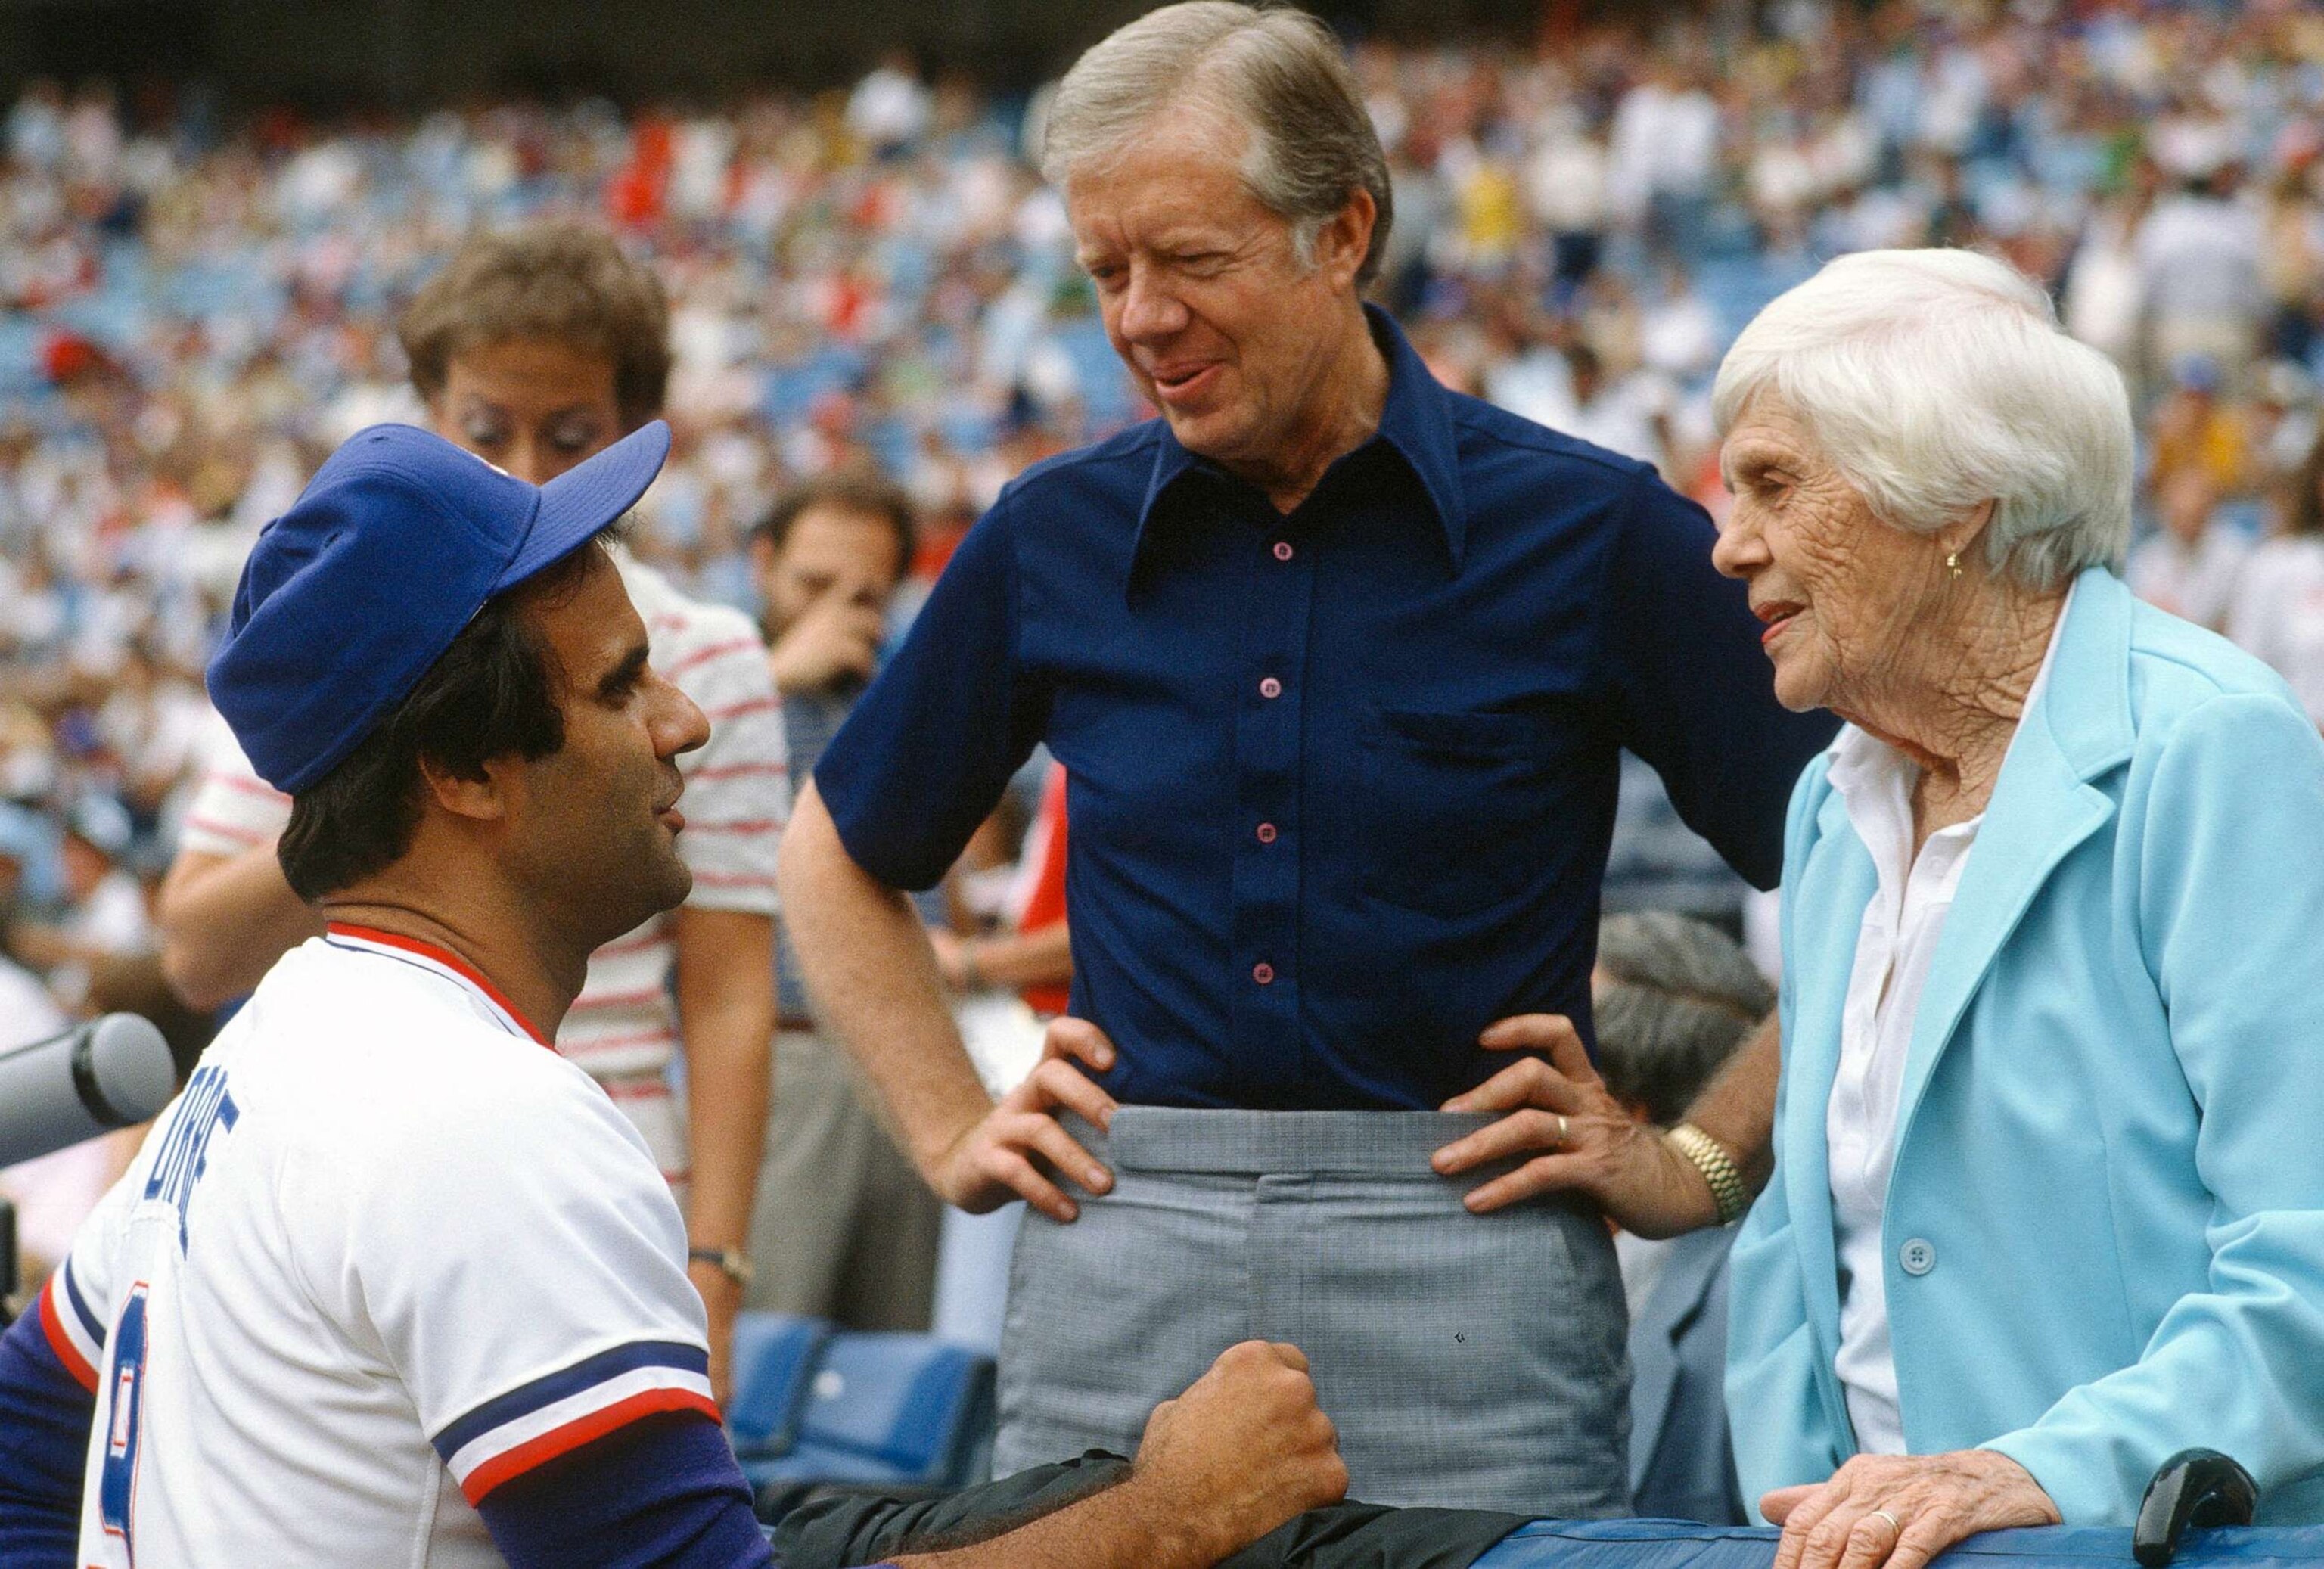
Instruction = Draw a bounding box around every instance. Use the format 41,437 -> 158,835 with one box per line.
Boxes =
433,1339 -> 720,1505
36,1261 -> 104,1393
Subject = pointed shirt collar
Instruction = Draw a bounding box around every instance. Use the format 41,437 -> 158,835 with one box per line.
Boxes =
1130,304 -> 1468,586
2028,566 -> 2136,780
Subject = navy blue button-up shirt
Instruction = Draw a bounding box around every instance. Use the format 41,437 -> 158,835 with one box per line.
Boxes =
816,309 -> 1836,1111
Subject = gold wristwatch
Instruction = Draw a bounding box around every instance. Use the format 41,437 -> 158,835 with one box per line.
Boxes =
1666,1122 -> 1749,1226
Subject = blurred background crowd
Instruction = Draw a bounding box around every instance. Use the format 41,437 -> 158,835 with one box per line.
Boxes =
5,0 -> 2324,1125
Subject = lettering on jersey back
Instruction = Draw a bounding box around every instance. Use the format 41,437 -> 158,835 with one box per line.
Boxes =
141,1064 -> 238,1253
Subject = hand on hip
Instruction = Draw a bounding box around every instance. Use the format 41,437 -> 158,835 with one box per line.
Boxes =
935,1015 -> 1119,1221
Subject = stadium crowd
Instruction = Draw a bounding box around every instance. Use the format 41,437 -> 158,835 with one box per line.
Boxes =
5,0 -> 2324,1324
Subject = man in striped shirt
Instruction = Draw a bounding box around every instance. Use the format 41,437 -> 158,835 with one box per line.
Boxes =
156,224 -> 781,1396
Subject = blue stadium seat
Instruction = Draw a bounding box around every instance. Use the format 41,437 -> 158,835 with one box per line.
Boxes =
743,1332 -> 995,1491
725,1313 -> 832,1460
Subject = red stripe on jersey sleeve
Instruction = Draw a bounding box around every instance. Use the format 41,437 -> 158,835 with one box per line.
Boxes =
38,1279 -> 97,1394
459,1387 -> 722,1504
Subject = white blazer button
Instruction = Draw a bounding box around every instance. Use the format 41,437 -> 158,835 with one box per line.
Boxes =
1900,1238 -> 1936,1276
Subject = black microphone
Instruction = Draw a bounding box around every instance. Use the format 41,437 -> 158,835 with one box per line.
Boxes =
0,1014 -> 179,1168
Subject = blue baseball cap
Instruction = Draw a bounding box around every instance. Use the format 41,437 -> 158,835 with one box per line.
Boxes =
208,420 -> 671,794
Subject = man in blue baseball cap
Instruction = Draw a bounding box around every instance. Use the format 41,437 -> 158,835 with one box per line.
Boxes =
159,226 -> 783,1408
0,420 -> 1351,1569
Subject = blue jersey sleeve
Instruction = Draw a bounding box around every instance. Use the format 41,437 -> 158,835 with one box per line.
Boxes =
1599,468 -> 1838,890
0,1301 -> 97,1569
475,1410 -> 775,1569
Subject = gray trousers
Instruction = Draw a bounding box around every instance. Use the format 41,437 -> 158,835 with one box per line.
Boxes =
995,1108 -> 1632,1516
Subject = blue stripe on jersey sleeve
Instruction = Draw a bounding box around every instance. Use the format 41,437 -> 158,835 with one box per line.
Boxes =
59,1260 -> 102,1347
432,1339 -> 710,1463
0,1304 -> 98,1569
474,1409 -> 774,1569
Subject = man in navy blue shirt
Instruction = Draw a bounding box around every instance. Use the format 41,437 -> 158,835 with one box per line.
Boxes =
779,2 -> 1835,1514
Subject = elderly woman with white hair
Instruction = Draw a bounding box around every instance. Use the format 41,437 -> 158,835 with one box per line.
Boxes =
1690,247 -> 2324,1569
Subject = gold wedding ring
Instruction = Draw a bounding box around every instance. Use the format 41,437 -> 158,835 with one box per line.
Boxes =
1871,1510 -> 1903,1538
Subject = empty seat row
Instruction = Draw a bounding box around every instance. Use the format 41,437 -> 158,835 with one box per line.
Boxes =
725,1313 -> 996,1496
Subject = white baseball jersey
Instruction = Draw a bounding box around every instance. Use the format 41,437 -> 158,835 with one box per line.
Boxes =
41,925 -> 716,1568
175,548 -> 788,1186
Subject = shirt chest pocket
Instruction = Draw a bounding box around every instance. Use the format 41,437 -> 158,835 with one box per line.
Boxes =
1358,707 -> 1569,920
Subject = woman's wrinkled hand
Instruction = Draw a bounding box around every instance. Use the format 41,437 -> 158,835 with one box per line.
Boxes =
1763,1450 -> 2061,1569
1430,1013 -> 1723,1236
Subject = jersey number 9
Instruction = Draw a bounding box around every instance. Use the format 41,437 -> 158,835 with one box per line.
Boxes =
99,1283 -> 151,1558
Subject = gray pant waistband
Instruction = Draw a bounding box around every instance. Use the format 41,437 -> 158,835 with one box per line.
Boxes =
1071,1108 -> 1504,1176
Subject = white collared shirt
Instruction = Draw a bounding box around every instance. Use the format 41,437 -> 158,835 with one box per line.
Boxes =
1823,582 -> 2072,1455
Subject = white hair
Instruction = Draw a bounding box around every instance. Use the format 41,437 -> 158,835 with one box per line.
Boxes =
1711,249 -> 2133,592
1039,2 -> 1393,285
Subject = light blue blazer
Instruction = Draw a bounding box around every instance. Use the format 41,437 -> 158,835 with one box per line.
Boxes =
1726,567 -> 2324,1526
